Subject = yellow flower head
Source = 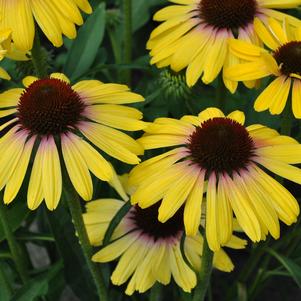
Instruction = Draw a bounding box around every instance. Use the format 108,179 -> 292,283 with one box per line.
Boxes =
0,28 -> 29,80
147,0 -> 301,92
226,18 -> 301,118
84,198 -> 247,295
0,73 -> 145,210
129,107 -> 301,251
0,0 -> 92,51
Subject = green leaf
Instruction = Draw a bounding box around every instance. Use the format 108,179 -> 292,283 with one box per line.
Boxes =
0,201 -> 29,242
0,263 -> 13,301
64,2 -> 106,80
11,261 -> 63,301
267,248 -> 301,288
47,205 -> 98,301
237,282 -> 248,301
132,0 -> 165,32
103,201 -> 131,246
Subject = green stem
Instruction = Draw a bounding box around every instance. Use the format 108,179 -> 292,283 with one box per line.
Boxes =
192,234 -> 214,301
216,75 -> 226,111
122,0 -> 132,84
280,101 -> 293,136
150,283 -> 162,301
31,33 -> 48,78
0,263 -> 13,298
63,177 -> 108,301
0,197 -> 29,284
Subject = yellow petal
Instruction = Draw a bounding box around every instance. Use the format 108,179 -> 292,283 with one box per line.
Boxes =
22,76 -> 38,87
92,233 -> 139,262
158,166 -> 198,223
227,110 -> 245,124
223,174 -> 261,242
202,32 -> 228,84
206,173 -> 220,251
67,133 -> 112,182
31,0 -> 63,47
61,134 -> 92,201
184,170 -> 205,236
217,177 -> 233,245
169,244 -> 196,292
254,76 -> 290,114
292,79 -> 301,118
4,137 -> 35,204
50,73 -> 70,83
256,157 -> 301,184
198,107 -> 224,122
27,141 -> 44,210
41,136 -> 62,210
254,17 -> 279,50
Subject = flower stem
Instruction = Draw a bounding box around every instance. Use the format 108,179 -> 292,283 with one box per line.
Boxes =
63,176 -> 108,301
280,102 -> 293,136
122,0 -> 132,84
216,75 -> 226,111
192,234 -> 214,301
31,32 -> 48,78
0,196 -> 29,284
0,262 -> 12,298
150,283 -> 162,301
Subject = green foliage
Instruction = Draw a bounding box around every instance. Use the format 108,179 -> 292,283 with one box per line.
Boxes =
0,201 -> 29,242
64,2 -> 106,80
1,1 -> 301,301
11,262 -> 62,301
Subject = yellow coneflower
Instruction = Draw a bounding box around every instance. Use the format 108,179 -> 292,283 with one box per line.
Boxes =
84,198 -> 247,295
147,0 -> 301,92
129,107 -> 301,251
0,0 -> 92,51
0,28 -> 29,79
225,18 -> 301,118
0,73 -> 145,210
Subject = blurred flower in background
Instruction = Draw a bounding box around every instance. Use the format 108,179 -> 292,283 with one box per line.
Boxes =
84,197 -> 247,295
147,0 -> 301,92
0,0 -> 92,51
225,18 -> 301,118
0,28 -> 29,79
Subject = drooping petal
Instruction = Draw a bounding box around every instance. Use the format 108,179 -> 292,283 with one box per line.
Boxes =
41,136 -> 62,210
61,133 -> 92,201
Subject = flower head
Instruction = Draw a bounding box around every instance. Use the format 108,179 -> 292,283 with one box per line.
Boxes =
0,73 -> 145,210
84,198 -> 246,295
147,0 -> 301,92
226,18 -> 301,118
0,28 -> 29,79
0,0 -> 92,51
129,107 -> 301,251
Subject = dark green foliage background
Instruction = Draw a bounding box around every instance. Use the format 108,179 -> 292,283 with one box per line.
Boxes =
1,1 -> 301,300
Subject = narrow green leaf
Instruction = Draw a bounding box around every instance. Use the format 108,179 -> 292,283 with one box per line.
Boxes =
237,282 -> 248,301
0,263 -> 12,301
103,201 -> 131,246
47,206 -> 98,301
267,248 -> 301,288
132,0 -> 166,32
11,261 -> 63,301
64,3 -> 106,79
0,201 -> 29,242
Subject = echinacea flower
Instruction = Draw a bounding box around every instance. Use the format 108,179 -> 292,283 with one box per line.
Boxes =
84,198 -> 247,295
147,0 -> 301,92
0,0 -> 92,51
0,73 -> 145,210
129,107 -> 301,251
225,18 -> 301,118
